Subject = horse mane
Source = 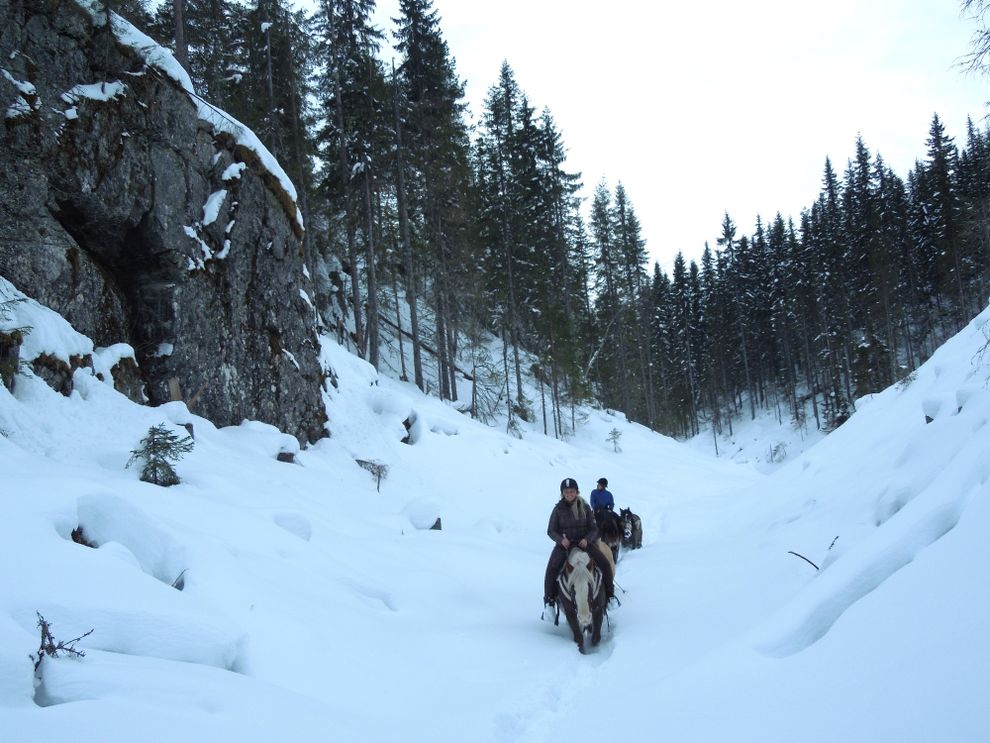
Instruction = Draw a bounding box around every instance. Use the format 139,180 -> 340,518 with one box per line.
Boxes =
558,549 -> 604,629
555,548 -> 608,652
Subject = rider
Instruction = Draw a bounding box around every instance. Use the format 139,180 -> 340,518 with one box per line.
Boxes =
590,477 -> 614,514
544,477 -> 615,607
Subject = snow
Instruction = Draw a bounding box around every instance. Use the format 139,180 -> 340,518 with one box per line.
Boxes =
201,190 -> 227,226
0,278 -> 93,362
221,162 -> 247,181
1,271 -> 989,741
2,67 -> 38,119
60,81 -> 127,104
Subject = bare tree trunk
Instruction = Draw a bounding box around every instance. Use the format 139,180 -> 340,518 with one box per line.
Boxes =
392,64 -> 423,390
447,315 -> 458,401
502,328 -> 513,430
262,9 -> 281,153
435,283 -> 450,399
334,67 -> 362,356
538,366 -> 548,435
363,171 -> 380,369
392,275 -> 407,380
282,21 -> 311,263
173,0 -> 188,71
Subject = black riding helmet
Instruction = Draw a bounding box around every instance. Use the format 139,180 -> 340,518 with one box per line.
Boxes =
560,477 -> 579,491
597,477 -> 608,487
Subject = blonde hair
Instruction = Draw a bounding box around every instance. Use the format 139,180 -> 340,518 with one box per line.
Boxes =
570,495 -> 588,521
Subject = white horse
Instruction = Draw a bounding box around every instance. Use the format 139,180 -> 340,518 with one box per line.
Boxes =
555,548 -> 607,653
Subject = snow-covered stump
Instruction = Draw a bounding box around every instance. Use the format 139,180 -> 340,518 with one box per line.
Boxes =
921,398 -> 942,424
403,500 -> 442,531
955,387 -> 980,414
276,433 -> 300,463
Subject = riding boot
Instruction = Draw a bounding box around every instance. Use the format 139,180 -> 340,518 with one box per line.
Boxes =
544,545 -> 567,603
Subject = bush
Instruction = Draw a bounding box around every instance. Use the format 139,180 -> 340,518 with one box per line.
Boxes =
30,613 -> 93,673
127,423 -> 194,486
356,458 -> 389,492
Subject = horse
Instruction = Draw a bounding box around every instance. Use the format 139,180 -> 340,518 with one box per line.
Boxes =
555,548 -> 608,653
620,507 -> 643,549
595,507 -> 623,561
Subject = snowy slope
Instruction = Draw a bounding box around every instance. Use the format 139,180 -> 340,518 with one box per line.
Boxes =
1,275 -> 988,741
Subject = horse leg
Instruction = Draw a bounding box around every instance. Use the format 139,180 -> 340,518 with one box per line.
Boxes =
591,608 -> 603,646
564,609 -> 585,653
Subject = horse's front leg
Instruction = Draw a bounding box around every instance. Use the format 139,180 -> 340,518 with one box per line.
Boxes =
563,608 -> 585,653
591,608 -> 603,646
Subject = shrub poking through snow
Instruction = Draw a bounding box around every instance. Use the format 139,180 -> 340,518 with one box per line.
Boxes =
356,459 -> 389,492
607,428 -> 623,453
127,423 -> 194,486
30,613 -> 93,673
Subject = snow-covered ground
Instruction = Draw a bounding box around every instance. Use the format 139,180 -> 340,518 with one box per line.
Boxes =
2,274 -> 988,742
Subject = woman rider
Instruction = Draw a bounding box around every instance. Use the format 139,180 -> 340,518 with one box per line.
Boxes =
543,477 -> 615,607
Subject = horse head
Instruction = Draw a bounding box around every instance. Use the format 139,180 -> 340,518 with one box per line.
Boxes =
561,548 -> 599,631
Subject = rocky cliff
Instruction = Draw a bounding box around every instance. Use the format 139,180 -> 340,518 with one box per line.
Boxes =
0,0 -> 328,443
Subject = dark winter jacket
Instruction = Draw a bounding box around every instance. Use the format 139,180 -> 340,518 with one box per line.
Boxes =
590,487 -> 614,512
547,496 -> 599,546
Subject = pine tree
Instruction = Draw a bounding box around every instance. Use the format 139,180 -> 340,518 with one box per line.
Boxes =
922,113 -> 971,324
393,0 -> 474,401
313,0 -> 385,364
127,424 -> 194,487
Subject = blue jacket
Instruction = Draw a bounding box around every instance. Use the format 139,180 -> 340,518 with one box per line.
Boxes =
590,487 -> 614,511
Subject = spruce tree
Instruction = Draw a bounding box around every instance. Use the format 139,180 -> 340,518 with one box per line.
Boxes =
127,424 -> 194,487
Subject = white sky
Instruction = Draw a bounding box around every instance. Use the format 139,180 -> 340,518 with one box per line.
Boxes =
358,0 -> 989,271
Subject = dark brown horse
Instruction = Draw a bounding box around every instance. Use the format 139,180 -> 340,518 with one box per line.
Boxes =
555,548 -> 607,653
619,507 -> 643,549
595,507 -> 623,561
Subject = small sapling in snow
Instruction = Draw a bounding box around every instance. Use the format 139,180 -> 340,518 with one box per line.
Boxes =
127,422 -> 194,486
607,428 -> 623,453
356,458 -> 389,492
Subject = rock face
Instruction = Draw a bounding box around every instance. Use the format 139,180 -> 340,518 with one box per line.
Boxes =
0,0 -> 327,442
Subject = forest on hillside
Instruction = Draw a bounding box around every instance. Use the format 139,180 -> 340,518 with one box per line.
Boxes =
108,0 -> 990,440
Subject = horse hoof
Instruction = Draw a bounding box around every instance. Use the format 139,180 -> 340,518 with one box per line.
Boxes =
591,636 -> 601,647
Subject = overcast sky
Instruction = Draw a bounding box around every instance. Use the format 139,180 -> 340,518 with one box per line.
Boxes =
299,0 -> 988,271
